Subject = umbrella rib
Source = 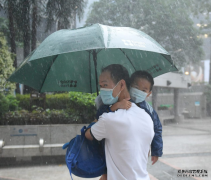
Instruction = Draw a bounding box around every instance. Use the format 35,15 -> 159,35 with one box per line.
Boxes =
39,55 -> 58,93
161,54 -> 178,71
119,49 -> 136,71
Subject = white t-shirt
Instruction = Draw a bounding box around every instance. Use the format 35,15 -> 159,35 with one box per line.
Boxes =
91,103 -> 154,180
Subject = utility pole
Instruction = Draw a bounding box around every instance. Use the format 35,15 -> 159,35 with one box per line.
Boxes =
174,88 -> 179,120
209,37 -> 211,84
152,87 -> 158,112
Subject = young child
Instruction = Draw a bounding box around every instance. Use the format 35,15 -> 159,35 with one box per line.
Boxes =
95,70 -> 163,180
111,70 -> 163,162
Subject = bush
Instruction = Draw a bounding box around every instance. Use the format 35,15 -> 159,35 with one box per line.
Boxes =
16,94 -> 30,110
0,93 -> 19,120
68,92 -> 97,123
2,92 -> 98,125
46,93 -> 70,109
0,33 -> 16,93
6,94 -> 19,111
16,93 -> 71,110
0,93 -> 9,118
0,108 -> 82,125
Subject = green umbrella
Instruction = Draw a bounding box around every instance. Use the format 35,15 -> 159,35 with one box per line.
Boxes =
8,23 -> 177,93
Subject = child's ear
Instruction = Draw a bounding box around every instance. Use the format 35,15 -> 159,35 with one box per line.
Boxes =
147,91 -> 152,97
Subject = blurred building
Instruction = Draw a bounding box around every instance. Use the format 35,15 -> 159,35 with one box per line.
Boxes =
191,14 -> 211,83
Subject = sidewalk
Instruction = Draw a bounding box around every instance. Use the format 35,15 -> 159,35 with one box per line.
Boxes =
0,118 -> 211,180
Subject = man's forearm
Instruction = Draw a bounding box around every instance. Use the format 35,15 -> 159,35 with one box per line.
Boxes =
85,128 -> 93,141
85,120 -> 98,141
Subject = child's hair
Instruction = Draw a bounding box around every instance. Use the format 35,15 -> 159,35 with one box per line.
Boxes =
130,70 -> 154,91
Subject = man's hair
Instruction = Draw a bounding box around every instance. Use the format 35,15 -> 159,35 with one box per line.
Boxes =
101,64 -> 130,90
130,70 -> 154,91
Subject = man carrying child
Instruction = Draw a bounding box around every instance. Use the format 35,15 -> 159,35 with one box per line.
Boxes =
86,64 -> 160,180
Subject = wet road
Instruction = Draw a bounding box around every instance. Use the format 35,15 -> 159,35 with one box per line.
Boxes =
0,118 -> 211,180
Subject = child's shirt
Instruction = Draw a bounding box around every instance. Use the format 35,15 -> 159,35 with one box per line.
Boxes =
96,100 -> 163,157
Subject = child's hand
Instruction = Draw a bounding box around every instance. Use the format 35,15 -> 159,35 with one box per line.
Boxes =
118,98 -> 131,110
151,156 -> 158,165
99,174 -> 107,180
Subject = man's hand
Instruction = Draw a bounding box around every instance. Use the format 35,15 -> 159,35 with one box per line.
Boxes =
151,156 -> 158,165
99,174 -> 107,180
117,98 -> 131,110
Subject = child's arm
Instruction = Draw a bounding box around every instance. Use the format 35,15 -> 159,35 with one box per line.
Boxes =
110,98 -> 131,112
143,102 -> 163,165
150,110 -> 163,165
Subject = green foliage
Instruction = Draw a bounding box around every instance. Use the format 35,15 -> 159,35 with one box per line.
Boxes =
16,94 -> 30,110
0,93 -> 9,118
1,1 -> 24,48
46,93 -> 70,109
86,0 -> 204,68
13,92 -> 98,124
6,94 -> 19,111
0,108 -> 78,125
0,93 -> 19,119
69,91 -> 97,107
68,92 -> 97,123
189,0 -> 211,16
45,0 -> 87,30
0,17 -> 9,38
0,33 -> 15,93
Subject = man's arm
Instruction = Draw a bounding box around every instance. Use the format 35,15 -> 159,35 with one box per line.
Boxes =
85,116 -> 107,141
85,128 -> 94,141
85,119 -> 98,141
86,104 -> 109,141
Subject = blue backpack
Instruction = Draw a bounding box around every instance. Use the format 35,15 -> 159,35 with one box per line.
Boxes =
63,124 -> 106,179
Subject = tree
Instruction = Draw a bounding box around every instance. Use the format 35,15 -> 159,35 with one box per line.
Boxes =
190,0 -> 211,116
192,0 -> 211,85
45,0 -> 87,31
10,0 -> 32,94
0,33 -> 15,93
31,0 -> 38,51
86,0 -> 204,69
0,17 -> 8,38
7,0 -> 17,67
15,0 -> 31,59
1,0 -> 18,68
86,0 -> 204,116
31,0 -> 44,51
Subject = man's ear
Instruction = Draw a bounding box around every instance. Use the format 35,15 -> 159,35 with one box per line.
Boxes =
147,91 -> 152,97
120,80 -> 126,91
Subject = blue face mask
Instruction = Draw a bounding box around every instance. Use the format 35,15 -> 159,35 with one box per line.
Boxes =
100,81 -> 121,105
130,87 -> 148,103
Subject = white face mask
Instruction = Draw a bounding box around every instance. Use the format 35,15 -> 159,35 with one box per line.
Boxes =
130,87 -> 148,103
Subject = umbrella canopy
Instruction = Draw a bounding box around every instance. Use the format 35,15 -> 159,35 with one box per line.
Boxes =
8,23 -> 177,93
